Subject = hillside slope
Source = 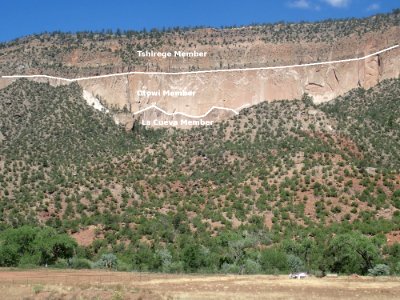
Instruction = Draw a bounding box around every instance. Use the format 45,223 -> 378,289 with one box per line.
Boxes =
0,78 -> 399,274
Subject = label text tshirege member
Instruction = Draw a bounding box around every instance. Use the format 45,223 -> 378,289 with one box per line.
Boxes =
137,50 -> 207,58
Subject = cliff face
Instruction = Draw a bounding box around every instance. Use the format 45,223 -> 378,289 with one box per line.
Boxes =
80,44 -> 398,129
0,15 -> 399,128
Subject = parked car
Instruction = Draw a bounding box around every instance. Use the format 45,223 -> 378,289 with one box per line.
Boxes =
289,272 -> 308,279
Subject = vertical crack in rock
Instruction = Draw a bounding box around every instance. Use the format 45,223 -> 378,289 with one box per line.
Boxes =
125,74 -> 132,112
333,69 -> 340,85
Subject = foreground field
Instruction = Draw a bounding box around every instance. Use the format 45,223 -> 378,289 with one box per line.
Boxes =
0,269 -> 399,299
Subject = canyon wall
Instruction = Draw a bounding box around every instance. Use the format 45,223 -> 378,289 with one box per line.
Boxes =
0,23 -> 399,128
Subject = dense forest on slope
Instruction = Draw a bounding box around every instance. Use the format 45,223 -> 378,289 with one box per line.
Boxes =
0,80 -> 140,164
0,79 -> 399,275
321,83 -> 400,169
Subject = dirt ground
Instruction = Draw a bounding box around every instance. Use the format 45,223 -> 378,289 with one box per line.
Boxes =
0,269 -> 399,299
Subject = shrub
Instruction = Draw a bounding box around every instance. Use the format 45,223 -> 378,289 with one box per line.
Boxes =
168,261 -> 185,273
68,257 -> 92,269
18,254 -> 41,267
93,253 -> 118,269
221,262 -> 241,274
156,249 -> 173,272
53,258 -> 69,269
368,264 -> 390,276
243,259 -> 262,274
33,284 -> 44,294
116,261 -> 132,272
392,262 -> 400,275
287,254 -> 305,273
311,270 -> 324,277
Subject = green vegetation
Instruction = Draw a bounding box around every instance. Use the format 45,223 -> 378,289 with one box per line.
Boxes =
0,78 -> 399,275
0,226 -> 76,267
368,264 -> 390,276
321,84 -> 400,169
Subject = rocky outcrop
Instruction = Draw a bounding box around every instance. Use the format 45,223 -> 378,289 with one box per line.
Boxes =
0,23 -> 399,128
80,44 -> 400,122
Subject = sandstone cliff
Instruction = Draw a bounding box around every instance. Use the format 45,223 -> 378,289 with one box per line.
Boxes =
0,13 -> 399,128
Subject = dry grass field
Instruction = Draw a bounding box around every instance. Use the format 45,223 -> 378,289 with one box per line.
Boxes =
0,269 -> 399,299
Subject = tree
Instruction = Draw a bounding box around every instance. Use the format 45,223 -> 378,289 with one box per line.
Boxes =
182,242 -> 202,272
385,243 -> 400,274
287,254 -> 305,273
0,243 -> 19,267
302,93 -> 314,108
132,244 -> 156,271
0,226 -> 77,267
325,232 -> 380,275
33,227 -> 77,265
156,248 -> 173,272
260,248 -> 288,274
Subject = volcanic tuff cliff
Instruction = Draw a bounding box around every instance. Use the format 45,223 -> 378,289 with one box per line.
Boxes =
0,12 -> 399,128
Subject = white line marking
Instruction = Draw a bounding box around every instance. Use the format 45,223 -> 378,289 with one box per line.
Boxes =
133,103 -> 251,118
1,45 -> 398,82
1,45 -> 398,120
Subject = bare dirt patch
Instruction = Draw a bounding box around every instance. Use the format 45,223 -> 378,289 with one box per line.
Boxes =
1,269 -> 400,300
386,230 -> 400,246
71,225 -> 97,247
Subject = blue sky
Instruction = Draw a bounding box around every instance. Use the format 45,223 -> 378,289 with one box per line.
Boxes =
0,0 -> 399,42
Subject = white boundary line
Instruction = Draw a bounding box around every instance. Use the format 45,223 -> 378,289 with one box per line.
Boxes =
1,45 -> 398,82
1,44 -> 398,119
133,103 -> 251,118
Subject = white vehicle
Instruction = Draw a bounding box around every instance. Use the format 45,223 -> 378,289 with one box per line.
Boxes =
289,272 -> 308,279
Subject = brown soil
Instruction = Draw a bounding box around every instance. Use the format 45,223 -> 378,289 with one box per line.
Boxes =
386,231 -> 400,246
1,269 -> 400,300
71,226 -> 97,247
